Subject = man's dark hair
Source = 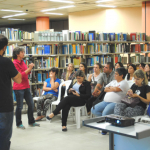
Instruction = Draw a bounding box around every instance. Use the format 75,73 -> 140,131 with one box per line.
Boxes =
50,67 -> 58,75
116,67 -> 127,79
140,63 -> 146,69
106,62 -> 114,70
0,34 -> 8,50
13,47 -> 24,59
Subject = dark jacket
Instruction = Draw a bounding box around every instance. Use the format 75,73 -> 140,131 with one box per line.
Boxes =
67,79 -> 91,102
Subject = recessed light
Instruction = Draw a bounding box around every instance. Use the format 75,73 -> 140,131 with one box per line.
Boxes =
96,0 -> 113,3
2,13 -> 27,18
41,5 -> 75,12
45,13 -> 63,15
49,0 -> 74,3
8,18 -> 25,20
97,4 -> 116,8
57,5 -> 75,9
1,9 -> 23,12
41,8 -> 57,12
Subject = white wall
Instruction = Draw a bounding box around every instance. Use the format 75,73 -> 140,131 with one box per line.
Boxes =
69,7 -> 142,33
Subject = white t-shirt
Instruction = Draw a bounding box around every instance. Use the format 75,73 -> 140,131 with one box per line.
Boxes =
104,80 -> 129,103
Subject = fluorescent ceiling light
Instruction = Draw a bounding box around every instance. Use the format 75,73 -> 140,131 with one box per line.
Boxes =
41,8 -> 57,12
57,5 -> 75,9
8,18 -> 25,20
96,0 -> 112,3
2,13 -> 27,18
41,5 -> 75,12
49,0 -> 74,3
97,4 -> 116,8
45,12 -> 63,15
1,9 -> 23,12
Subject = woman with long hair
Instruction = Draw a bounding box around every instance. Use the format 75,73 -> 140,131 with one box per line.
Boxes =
46,70 -> 91,131
114,69 -> 150,117
125,64 -> 136,81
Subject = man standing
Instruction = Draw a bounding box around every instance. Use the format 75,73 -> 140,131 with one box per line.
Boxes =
0,35 -> 22,150
86,62 -> 115,114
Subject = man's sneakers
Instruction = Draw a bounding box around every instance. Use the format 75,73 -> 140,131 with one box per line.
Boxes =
17,123 -> 40,129
29,123 -> 40,127
17,124 -> 25,129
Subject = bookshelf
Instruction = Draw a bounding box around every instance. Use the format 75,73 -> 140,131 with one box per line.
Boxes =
6,40 -> 150,97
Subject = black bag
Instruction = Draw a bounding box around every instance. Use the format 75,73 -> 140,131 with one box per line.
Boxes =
92,87 -> 106,108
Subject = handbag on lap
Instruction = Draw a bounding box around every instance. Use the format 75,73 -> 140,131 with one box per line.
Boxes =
121,95 -> 140,108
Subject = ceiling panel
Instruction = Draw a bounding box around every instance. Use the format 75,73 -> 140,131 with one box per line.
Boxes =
0,0 -> 147,25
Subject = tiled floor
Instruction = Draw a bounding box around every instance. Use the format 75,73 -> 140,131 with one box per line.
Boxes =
10,113 -> 109,150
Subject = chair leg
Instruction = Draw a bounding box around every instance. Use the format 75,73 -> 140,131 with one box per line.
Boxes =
75,108 -> 81,129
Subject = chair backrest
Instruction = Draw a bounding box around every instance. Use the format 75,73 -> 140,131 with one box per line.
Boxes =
64,80 -> 72,97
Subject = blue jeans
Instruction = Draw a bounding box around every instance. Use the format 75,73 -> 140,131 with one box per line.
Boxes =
14,88 -> 35,126
91,101 -> 116,116
0,111 -> 13,150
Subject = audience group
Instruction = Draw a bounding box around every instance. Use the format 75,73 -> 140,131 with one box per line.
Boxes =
2,32 -> 150,150
11,45 -> 150,134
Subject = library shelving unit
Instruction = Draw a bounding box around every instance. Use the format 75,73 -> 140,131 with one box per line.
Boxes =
6,40 -> 150,97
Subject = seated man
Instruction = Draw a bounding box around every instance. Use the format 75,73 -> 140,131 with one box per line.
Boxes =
35,67 -> 60,121
91,67 -> 129,117
86,62 -> 115,115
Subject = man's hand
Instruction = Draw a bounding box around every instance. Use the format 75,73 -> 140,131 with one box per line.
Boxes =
92,90 -> 100,97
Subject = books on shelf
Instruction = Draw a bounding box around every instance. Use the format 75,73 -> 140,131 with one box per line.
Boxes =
0,27 -> 34,41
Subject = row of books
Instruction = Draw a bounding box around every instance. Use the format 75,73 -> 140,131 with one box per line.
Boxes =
0,27 -> 34,41
34,57 -> 59,69
60,30 -> 147,42
130,54 -> 150,64
60,56 -> 85,68
131,44 -> 150,52
5,43 -> 150,57
86,56 -> 113,66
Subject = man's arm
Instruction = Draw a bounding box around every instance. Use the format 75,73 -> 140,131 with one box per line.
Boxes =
12,72 -> 22,84
92,83 -> 103,97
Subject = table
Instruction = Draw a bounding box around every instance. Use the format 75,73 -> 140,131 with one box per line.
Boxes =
83,117 -> 150,150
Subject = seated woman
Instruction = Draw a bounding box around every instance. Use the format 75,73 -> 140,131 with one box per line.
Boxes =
86,63 -> 102,114
115,62 -> 124,70
91,67 -> 129,117
114,69 -> 150,117
79,62 -> 87,79
139,63 -> 145,72
145,64 -> 150,81
61,63 -> 75,81
61,63 -> 75,98
125,64 -> 136,81
35,68 -> 60,121
46,70 -> 91,131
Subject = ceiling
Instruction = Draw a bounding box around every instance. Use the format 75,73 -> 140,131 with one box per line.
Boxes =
0,0 -> 148,25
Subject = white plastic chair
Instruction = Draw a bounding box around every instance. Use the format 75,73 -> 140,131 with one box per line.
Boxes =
51,80 -> 72,113
33,79 -> 64,118
71,105 -> 88,129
